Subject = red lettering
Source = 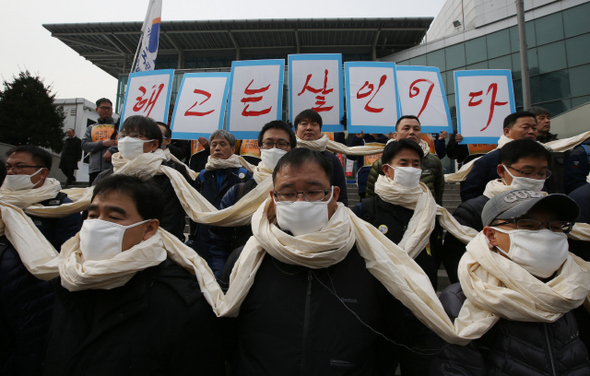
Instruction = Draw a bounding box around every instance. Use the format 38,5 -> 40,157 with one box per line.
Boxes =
409,79 -> 435,118
481,83 -> 508,131
468,90 -> 483,107
132,84 -> 164,117
356,75 -> 388,113
185,89 -> 214,117
297,70 -> 334,112
240,79 -> 272,117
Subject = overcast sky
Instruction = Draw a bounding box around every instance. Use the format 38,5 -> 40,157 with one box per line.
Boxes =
0,0 -> 446,106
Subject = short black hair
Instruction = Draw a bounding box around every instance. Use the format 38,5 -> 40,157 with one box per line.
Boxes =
499,139 -> 552,165
258,120 -> 297,149
92,174 -> 164,221
528,106 -> 550,117
503,111 -> 537,129
0,158 -> 6,186
395,115 -> 421,131
120,115 -> 162,148
95,98 -> 112,108
6,145 -> 52,171
156,121 -> 171,139
273,148 -> 333,185
382,139 -> 424,166
294,109 -> 323,130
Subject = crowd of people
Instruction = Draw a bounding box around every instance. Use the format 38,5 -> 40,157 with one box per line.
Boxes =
1,100 -> 589,375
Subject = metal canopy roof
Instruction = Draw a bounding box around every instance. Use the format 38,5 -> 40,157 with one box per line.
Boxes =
44,18 -> 432,78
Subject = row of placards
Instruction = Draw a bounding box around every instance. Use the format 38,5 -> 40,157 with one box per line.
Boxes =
120,54 -> 516,145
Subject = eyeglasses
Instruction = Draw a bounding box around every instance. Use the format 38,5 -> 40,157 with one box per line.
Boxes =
261,141 -> 290,150
492,219 -> 573,233
5,164 -> 44,173
505,165 -> 552,180
119,131 -> 147,139
98,106 -> 113,111
274,187 -> 332,203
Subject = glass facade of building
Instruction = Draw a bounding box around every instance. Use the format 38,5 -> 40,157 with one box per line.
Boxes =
396,2 -> 590,126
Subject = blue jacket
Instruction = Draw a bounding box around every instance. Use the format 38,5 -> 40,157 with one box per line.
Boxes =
29,192 -> 81,250
460,149 -> 501,202
564,138 -> 590,194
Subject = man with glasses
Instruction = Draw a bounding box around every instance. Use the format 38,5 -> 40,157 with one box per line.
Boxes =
221,147 -> 411,374
442,139 -> 552,283
1,145 -> 81,249
208,120 -> 295,277
431,188 -> 590,375
82,98 -> 119,185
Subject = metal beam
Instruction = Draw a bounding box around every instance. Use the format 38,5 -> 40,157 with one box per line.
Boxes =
56,36 -> 121,54
227,30 -> 241,60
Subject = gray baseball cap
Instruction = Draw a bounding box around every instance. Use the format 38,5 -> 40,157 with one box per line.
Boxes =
481,189 -> 580,227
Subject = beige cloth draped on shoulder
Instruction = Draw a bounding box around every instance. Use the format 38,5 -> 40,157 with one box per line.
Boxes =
296,135 -> 385,155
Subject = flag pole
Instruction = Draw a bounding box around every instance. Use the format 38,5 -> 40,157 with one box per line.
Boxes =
130,32 -> 144,74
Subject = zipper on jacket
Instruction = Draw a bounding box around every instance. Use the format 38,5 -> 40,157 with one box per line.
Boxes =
301,271 -> 313,375
544,323 -> 557,376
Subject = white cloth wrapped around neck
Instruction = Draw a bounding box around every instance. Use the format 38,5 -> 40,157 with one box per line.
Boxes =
296,135 -> 385,156
205,154 -> 244,171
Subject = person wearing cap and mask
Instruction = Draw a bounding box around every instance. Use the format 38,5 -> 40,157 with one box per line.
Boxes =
431,189 -> 590,376
220,148 -> 414,375
207,120 -> 295,278
43,174 -> 223,375
442,139 -> 552,283
352,139 -> 439,376
93,115 -> 192,241
1,145 -> 81,250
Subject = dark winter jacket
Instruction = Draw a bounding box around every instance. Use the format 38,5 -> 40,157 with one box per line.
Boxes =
441,194 -> 490,283
30,192 -> 81,250
431,283 -> 590,376
564,138 -> 590,194
0,236 -> 55,375
223,245 -> 415,375
537,132 -> 559,144
207,179 -> 258,278
366,153 -> 445,204
59,136 -> 82,170
460,149 -> 501,202
43,258 -> 223,376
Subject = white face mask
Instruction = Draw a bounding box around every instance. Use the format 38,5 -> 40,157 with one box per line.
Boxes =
503,165 -> 545,191
274,187 -> 333,236
80,218 -> 150,261
118,137 -> 154,160
493,227 -> 568,278
386,165 -> 422,188
3,168 -> 43,191
260,148 -> 288,170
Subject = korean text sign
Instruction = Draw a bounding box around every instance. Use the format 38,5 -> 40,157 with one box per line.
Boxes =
227,60 -> 285,140
289,54 -> 344,132
170,73 -> 230,140
345,62 -> 400,134
454,70 -> 515,144
397,66 -> 452,134
120,69 -> 174,124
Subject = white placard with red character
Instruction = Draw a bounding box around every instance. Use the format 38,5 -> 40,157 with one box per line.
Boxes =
120,69 -> 174,124
344,62 -> 400,134
288,54 -> 344,132
227,60 -> 285,140
455,69 -> 516,144
396,66 -> 452,134
170,73 -> 230,139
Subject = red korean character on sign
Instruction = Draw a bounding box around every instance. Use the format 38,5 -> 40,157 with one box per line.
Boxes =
185,89 -> 215,117
409,79 -> 435,118
297,69 -> 334,112
356,75 -> 387,113
133,83 -> 165,118
468,83 -> 508,131
240,79 -> 272,117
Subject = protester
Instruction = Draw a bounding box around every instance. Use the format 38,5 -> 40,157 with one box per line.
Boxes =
431,188 -> 590,375
293,109 -> 349,205
352,139 -> 437,375
445,132 -> 470,166
460,111 -> 538,201
2,145 -> 81,249
442,139 -> 551,282
530,106 -> 557,143
221,148 -> 421,375
208,120 -> 295,278
59,128 -> 82,185
82,98 -> 118,185
94,115 -> 192,241
366,115 -> 445,205
0,160 -> 55,375
189,129 -> 252,257
43,174 -> 223,375
564,137 -> 590,194
432,130 -> 448,159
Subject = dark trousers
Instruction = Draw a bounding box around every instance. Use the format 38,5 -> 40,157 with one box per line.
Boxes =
61,167 -> 76,185
88,171 -> 100,186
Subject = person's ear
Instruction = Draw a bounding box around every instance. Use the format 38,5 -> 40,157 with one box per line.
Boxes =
483,227 -> 498,247
503,127 -> 511,137
332,186 -> 340,202
497,164 -> 506,180
142,219 -> 160,241
392,132 -> 399,141
39,167 -> 49,180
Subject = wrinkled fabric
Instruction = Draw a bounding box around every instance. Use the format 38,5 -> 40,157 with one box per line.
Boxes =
297,135 -> 385,155
205,154 -> 247,171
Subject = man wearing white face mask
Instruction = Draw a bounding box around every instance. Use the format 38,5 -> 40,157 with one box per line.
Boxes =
94,115 -> 192,241
431,189 -> 590,375
221,148 -> 416,375
442,139 -> 551,283
44,174 -> 223,375
352,139 -> 438,376
1,145 -> 81,250
208,120 -> 295,278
